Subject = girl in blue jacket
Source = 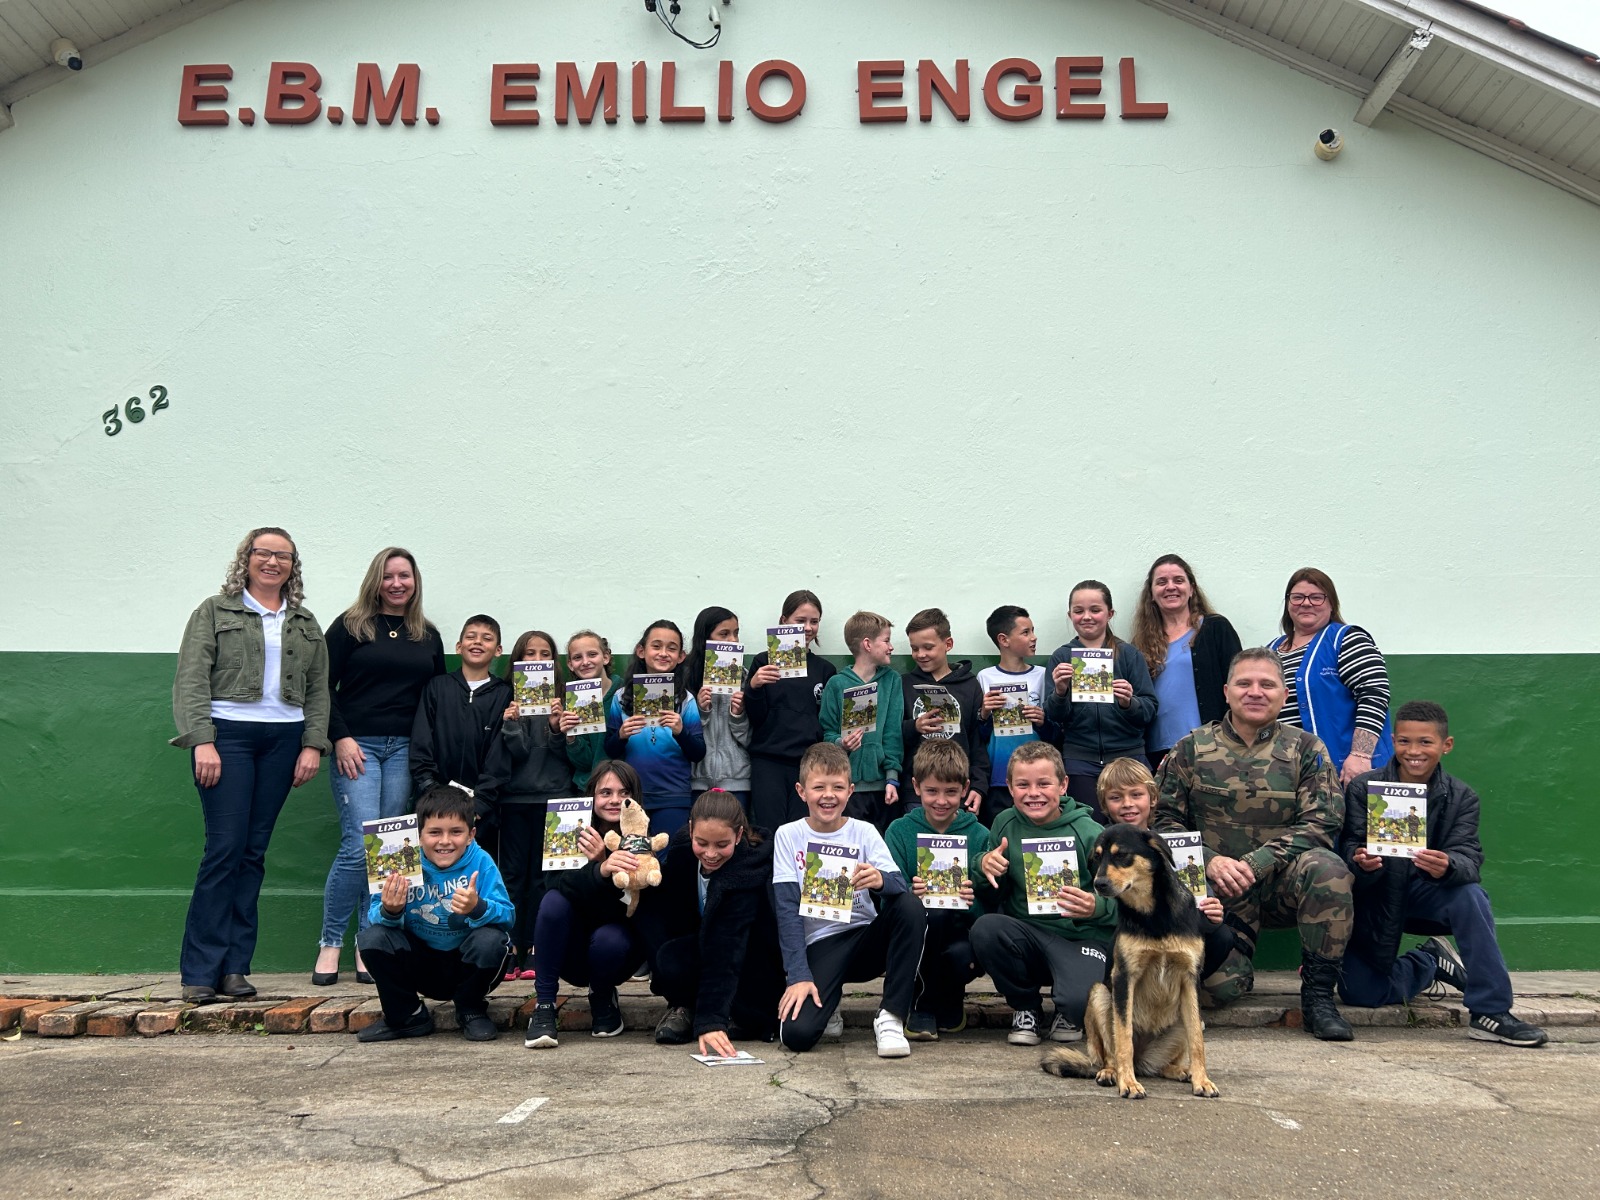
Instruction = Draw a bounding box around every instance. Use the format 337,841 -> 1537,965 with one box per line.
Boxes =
605,619 -> 706,837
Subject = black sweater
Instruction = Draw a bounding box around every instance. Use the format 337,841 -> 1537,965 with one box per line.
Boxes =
900,661 -> 991,798
744,651 -> 837,762
635,828 -> 780,1036
409,670 -> 513,814
500,713 -> 574,803
325,613 -> 447,742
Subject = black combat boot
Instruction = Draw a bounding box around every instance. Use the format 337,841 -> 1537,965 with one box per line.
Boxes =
1300,952 -> 1354,1041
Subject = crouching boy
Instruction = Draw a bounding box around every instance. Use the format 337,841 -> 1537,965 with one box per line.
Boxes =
773,742 -> 928,1057
1336,701 -> 1547,1047
969,741 -> 1115,1046
885,741 -> 989,1039
357,784 -> 514,1043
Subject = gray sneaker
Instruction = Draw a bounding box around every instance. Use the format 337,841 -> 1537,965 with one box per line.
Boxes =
1048,1012 -> 1084,1043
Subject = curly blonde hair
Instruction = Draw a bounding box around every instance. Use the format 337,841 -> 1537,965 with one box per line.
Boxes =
220,527 -> 304,608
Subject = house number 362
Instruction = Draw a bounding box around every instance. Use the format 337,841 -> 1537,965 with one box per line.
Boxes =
103,386 -> 170,436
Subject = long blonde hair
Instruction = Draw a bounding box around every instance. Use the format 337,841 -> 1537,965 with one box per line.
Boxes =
342,546 -> 433,642
220,527 -> 305,608
1131,554 -> 1216,679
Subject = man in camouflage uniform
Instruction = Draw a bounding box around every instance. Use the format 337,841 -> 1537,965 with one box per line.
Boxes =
1155,647 -> 1355,1040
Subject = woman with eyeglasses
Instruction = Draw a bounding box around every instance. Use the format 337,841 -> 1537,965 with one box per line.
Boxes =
171,528 -> 330,1005
1268,567 -> 1393,784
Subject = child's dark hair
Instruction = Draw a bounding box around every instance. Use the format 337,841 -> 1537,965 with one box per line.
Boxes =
459,613 -> 502,643
1068,581 -> 1121,650
906,607 -> 951,640
690,788 -> 762,846
416,783 -> 478,827
683,606 -> 737,698
912,740 -> 968,786
502,629 -> 565,688
586,759 -> 643,831
1394,699 -> 1449,735
618,619 -> 687,716
986,605 -> 1030,646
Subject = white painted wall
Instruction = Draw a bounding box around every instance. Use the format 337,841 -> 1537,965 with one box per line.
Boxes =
4,0 -> 1598,656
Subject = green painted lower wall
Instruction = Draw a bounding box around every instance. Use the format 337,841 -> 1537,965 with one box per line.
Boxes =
1,652 -> 1595,973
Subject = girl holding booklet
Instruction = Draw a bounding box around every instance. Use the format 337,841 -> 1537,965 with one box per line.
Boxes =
684,606 -> 752,810
497,629 -> 573,981
745,589 -> 837,834
558,630 -> 611,793
636,789 -> 784,1055
605,620 -> 707,837
524,760 -> 651,1048
1041,581 -> 1158,819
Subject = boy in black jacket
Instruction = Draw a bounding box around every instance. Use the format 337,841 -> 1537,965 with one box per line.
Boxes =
636,789 -> 784,1057
901,608 -> 990,813
410,616 -> 513,842
1336,700 -> 1546,1047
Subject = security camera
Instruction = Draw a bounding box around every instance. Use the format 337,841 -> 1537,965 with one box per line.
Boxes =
50,38 -> 83,71
1314,128 -> 1343,161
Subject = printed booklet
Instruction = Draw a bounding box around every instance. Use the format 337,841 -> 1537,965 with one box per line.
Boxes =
564,678 -> 606,736
513,660 -> 556,717
362,814 -> 423,895
915,833 -> 970,910
542,797 -> 593,871
691,1051 -> 766,1067
1159,830 -> 1210,902
800,841 -> 860,924
1020,836 -> 1076,916
1070,648 -> 1115,704
1366,780 -> 1429,858
767,624 -> 809,679
703,641 -> 745,695
632,673 -> 677,724
840,680 -> 879,736
990,680 -> 1032,737
912,683 -> 960,736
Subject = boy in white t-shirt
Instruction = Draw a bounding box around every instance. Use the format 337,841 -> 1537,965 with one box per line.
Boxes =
977,606 -> 1051,825
773,742 -> 928,1057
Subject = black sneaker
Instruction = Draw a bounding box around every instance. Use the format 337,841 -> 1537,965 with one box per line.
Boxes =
358,1004 -> 435,1043
589,987 -> 625,1037
524,1002 -> 559,1049
904,1011 -> 939,1042
1469,1012 -> 1548,1047
655,1005 -> 693,1045
457,1006 -> 498,1042
1007,1008 -> 1042,1046
1420,937 -> 1468,998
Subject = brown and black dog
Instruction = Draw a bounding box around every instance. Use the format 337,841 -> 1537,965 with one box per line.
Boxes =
1041,823 -> 1219,1099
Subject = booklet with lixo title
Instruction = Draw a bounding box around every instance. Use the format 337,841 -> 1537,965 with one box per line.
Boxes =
916,833 -> 970,910
1070,648 -> 1115,704
801,841 -> 860,924
1366,780 -> 1428,858
564,678 -> 606,736
840,680 -> 879,736
632,673 -> 677,724
513,660 -> 556,717
1158,830 -> 1210,902
1020,836 -> 1076,916
543,797 -> 593,871
703,641 -> 744,695
990,680 -> 1032,737
912,683 -> 960,736
767,625 -> 809,679
363,814 -> 424,895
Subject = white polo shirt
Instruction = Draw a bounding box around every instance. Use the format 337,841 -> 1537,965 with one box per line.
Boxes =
210,589 -> 305,724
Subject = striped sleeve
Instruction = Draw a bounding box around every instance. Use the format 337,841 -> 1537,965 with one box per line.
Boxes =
1336,626 -> 1390,739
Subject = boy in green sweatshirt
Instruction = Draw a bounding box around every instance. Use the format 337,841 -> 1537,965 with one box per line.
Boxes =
820,610 -> 905,833
885,742 -> 990,1040
969,741 -> 1114,1046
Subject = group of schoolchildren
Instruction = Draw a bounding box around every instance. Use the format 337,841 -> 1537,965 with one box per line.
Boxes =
360,589 -> 1538,1058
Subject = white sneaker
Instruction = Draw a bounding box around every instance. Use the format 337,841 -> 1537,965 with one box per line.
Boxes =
1048,1013 -> 1084,1043
873,1009 -> 911,1058
823,1010 -> 844,1040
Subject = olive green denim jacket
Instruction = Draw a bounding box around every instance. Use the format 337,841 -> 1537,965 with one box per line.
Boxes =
171,592 -> 331,752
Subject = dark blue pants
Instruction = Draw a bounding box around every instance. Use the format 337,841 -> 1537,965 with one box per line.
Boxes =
532,890 -> 645,1005
913,907 -> 980,1027
1338,877 -> 1514,1016
649,803 -> 692,839
498,800 -> 549,954
180,719 -> 303,986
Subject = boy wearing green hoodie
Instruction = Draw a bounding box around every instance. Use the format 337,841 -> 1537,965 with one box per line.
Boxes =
970,741 -> 1114,1047
885,742 -> 989,1041
820,611 -> 905,833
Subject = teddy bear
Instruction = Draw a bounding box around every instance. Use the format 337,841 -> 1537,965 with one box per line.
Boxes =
602,796 -> 669,916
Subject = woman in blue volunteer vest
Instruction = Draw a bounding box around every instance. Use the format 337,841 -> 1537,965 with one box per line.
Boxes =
1268,567 -> 1393,784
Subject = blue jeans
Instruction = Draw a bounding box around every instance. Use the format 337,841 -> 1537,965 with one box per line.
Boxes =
1339,877 -> 1515,1016
319,735 -> 413,949
180,719 -> 303,986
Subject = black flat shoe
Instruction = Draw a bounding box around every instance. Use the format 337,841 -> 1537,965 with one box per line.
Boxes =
219,973 -> 256,998
181,985 -> 218,1005
355,969 -> 375,986
311,970 -> 339,986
